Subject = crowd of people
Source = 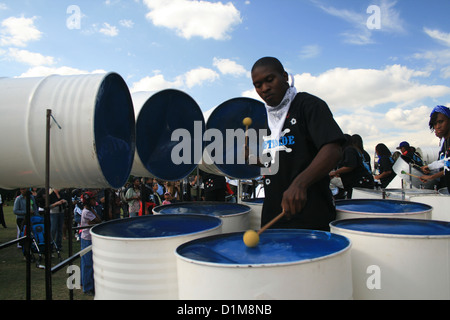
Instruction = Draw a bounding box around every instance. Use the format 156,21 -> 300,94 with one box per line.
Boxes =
329,135 -> 427,199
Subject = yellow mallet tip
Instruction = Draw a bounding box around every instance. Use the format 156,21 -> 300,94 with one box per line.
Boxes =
243,117 -> 252,127
243,230 -> 259,248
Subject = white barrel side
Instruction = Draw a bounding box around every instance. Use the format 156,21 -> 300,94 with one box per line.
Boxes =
0,73 -> 135,189
330,218 -> 450,300
91,215 -> 222,300
176,230 -> 353,300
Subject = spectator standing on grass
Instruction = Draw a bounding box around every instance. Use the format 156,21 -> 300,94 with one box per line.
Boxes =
48,188 -> 67,251
80,191 -> 102,296
125,177 -> 141,217
13,188 -> 38,247
0,193 -> 6,228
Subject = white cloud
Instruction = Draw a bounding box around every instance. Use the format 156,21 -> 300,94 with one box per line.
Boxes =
424,28 -> 450,47
18,66 -> 106,78
130,67 -> 219,93
299,44 -> 321,59
184,67 -> 219,88
0,16 -> 42,47
130,73 -> 184,93
213,57 -> 247,77
293,65 -> 450,111
8,48 -> 55,66
119,19 -> 134,28
0,3 -> 7,10
99,22 -> 119,36
312,0 -> 405,45
143,0 -> 242,40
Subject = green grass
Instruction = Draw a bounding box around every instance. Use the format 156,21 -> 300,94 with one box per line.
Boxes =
0,204 -> 93,300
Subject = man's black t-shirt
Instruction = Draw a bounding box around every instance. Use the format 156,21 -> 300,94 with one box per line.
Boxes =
261,92 -> 345,231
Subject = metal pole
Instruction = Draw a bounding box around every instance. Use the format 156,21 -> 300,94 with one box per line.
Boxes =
44,109 -> 52,300
25,190 -> 31,300
68,193 -> 74,300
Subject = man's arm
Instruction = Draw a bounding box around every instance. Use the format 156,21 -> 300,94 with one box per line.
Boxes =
281,142 -> 342,218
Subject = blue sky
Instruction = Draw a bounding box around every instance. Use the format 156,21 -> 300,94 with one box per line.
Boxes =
1,0 -> 450,156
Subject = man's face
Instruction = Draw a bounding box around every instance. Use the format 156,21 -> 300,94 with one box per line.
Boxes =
251,65 -> 289,107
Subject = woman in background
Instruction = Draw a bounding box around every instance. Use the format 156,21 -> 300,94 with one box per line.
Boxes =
374,143 -> 396,188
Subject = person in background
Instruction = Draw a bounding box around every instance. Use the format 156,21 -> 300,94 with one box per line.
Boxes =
352,134 -> 372,174
374,143 -> 396,188
0,193 -> 6,228
330,134 -> 374,199
151,182 -> 163,206
48,189 -> 67,251
396,141 -> 424,167
162,192 -> 172,205
80,191 -> 102,296
125,177 -> 141,217
13,188 -> 38,247
420,105 -> 450,192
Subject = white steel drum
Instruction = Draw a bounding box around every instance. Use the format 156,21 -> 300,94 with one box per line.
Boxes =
335,199 -> 432,220
330,218 -> 450,300
241,198 -> 264,230
199,97 -> 266,180
351,187 -> 437,200
131,90 -> 204,181
0,73 -> 135,189
392,155 -> 436,189
153,202 -> 251,233
90,214 -> 222,300
410,194 -> 450,222
176,229 -> 352,300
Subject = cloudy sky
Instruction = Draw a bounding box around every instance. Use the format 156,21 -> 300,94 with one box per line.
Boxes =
1,0 -> 450,157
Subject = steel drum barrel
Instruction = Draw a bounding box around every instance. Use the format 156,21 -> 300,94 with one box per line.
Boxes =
175,230 -> 353,300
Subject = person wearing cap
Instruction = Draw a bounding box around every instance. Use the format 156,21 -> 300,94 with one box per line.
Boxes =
420,105 -> 450,192
162,192 -> 172,205
80,191 -> 102,296
396,141 -> 424,167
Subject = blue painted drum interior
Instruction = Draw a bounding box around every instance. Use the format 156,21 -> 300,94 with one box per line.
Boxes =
91,214 -> 221,238
94,73 -> 135,188
331,218 -> 450,236
154,202 -> 250,217
136,89 -> 205,181
206,97 -> 267,179
335,199 -> 432,213
176,229 -> 350,265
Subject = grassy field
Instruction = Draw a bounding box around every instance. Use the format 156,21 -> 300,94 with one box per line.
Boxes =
0,203 -> 93,300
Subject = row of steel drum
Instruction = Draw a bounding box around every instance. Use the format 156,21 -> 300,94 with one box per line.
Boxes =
90,193 -> 450,300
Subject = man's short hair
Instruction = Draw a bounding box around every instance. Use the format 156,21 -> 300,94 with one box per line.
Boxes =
251,57 -> 285,75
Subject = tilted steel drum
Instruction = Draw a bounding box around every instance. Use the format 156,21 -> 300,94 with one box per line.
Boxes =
392,155 -> 436,189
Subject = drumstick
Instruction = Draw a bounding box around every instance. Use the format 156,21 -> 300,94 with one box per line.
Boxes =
401,170 -> 421,179
258,211 -> 285,235
242,117 -> 252,148
243,211 -> 285,248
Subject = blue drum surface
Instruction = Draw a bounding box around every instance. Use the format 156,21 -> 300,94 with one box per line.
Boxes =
336,199 -> 431,213
154,202 -> 250,217
331,218 -> 450,236
91,214 -> 221,238
176,229 -> 350,265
